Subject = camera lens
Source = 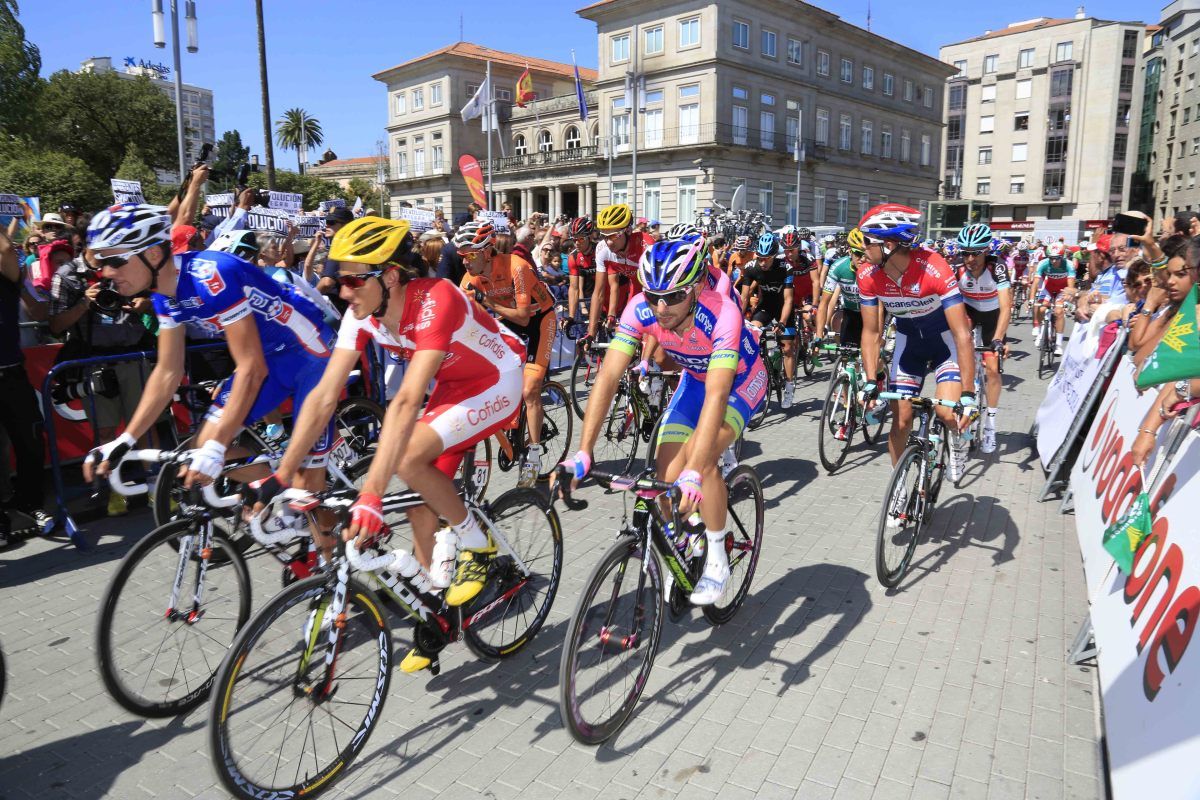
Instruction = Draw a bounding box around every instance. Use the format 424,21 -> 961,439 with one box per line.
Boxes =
94,287 -> 123,315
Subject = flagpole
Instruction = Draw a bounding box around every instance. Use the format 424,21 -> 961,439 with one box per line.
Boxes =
485,60 -> 493,210
630,22 -> 639,220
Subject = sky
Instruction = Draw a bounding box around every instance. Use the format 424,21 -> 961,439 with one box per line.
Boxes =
18,1 -> 1153,162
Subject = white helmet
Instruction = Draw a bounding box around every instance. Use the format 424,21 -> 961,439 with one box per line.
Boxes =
665,222 -> 701,241
87,203 -> 172,255
209,229 -> 260,260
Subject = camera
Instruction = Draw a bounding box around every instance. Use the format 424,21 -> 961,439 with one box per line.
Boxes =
235,163 -> 271,206
93,282 -> 125,317
52,367 -> 119,404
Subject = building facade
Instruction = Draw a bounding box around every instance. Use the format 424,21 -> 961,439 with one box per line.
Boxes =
938,16 -> 1145,229
1142,2 -> 1200,219
80,56 -> 216,183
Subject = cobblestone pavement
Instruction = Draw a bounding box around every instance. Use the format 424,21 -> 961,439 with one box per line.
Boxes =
0,327 -> 1104,800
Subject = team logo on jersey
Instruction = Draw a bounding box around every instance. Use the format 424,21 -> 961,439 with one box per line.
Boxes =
191,258 -> 225,295
635,303 -> 656,323
245,287 -> 293,324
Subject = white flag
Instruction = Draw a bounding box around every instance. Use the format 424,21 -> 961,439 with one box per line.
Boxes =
351,196 -> 364,218
460,76 -> 489,122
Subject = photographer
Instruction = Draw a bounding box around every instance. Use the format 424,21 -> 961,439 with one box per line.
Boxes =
49,243 -> 155,517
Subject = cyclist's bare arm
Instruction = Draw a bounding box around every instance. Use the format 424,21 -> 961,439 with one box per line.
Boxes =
588,272 -> 608,337
275,347 -> 361,484
860,303 -> 884,386
815,287 -> 838,336
568,274 -> 582,320
995,287 -> 1013,343
577,346 -> 634,455
945,303 -> 976,392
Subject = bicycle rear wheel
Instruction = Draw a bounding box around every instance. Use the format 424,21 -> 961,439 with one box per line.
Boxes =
559,536 -> 664,745
536,380 -> 574,480
594,382 -> 641,472
799,329 -> 814,377
704,465 -> 764,625
333,396 -> 385,464
818,374 -> 855,473
875,445 -> 925,588
96,518 -> 251,716
463,488 -> 563,660
209,575 -> 392,800
570,347 -> 603,420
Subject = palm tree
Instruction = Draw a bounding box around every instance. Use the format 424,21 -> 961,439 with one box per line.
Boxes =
275,108 -> 323,174
255,0 -> 275,187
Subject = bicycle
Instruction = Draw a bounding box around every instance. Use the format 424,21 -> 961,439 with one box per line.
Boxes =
746,325 -> 788,430
569,325 -> 613,420
793,305 -> 820,378
1011,278 -> 1030,322
556,463 -> 764,744
967,342 -> 1005,453
816,343 -> 887,473
874,392 -> 969,588
208,482 -> 562,800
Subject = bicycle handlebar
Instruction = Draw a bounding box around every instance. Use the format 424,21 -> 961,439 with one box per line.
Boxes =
107,449 -> 240,509
346,538 -> 404,573
878,392 -> 968,411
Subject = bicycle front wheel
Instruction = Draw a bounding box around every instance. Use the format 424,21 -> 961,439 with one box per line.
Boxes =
560,536 -> 664,745
570,347 -> 603,420
210,575 -> 392,800
96,518 -> 251,717
704,465 -> 765,625
818,374 -> 855,473
594,382 -> 640,472
333,396 -> 386,464
463,488 -> 563,660
875,445 -> 925,588
536,380 -> 574,480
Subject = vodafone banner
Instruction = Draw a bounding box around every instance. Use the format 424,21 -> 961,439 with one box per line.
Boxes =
1036,321 -> 1112,469
1069,355 -> 1200,799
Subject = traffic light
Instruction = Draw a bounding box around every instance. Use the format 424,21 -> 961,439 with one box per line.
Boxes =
930,202 -> 946,230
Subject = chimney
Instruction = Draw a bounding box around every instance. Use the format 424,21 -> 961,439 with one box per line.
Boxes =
1075,5 -> 1086,19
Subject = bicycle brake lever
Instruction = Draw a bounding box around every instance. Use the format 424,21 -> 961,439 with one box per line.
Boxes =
554,466 -> 588,512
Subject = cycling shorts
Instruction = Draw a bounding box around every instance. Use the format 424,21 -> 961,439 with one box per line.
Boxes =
206,348 -> 334,468
966,306 -> 1001,351
840,309 -> 863,348
889,329 -> 961,393
426,367 -> 523,478
655,366 -> 766,447
512,309 -> 557,379
1037,277 -> 1069,300
749,303 -> 786,332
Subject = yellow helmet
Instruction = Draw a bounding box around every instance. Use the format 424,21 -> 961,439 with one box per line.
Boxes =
846,227 -> 865,252
328,217 -> 411,265
596,203 -> 633,233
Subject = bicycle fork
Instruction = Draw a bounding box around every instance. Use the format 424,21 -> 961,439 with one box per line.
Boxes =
166,520 -> 215,625
296,560 -> 351,703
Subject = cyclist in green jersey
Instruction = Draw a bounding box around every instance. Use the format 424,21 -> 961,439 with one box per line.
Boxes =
815,227 -> 866,348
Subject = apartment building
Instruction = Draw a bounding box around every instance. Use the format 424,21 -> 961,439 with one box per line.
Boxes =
1142,1 -> 1200,219
938,15 -> 1145,231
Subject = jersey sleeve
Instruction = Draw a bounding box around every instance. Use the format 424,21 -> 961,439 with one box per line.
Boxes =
568,252 -> 581,278
991,261 -> 1011,289
594,241 -> 611,274
334,310 -> 372,353
708,295 -> 742,372
857,269 -> 879,307
511,257 -> 533,308
410,280 -> 465,353
152,294 -> 180,329
609,294 -> 650,357
927,257 -> 963,310
1036,259 -> 1049,277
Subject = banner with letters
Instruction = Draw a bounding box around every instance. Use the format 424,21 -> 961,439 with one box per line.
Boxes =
246,206 -> 291,233
318,199 -> 345,213
0,194 -> 39,231
397,207 -> 436,232
476,210 -> 510,232
293,214 -> 324,238
268,191 -> 303,213
205,193 -> 235,219
111,179 -> 145,204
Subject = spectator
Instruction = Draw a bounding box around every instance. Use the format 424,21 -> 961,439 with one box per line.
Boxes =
1074,234 -> 1127,321
436,234 -> 466,284
313,206 -> 355,298
419,236 -> 444,278
1099,259 -> 1153,327
58,202 -> 80,230
0,225 -> 52,545
39,213 -> 70,242
1171,210 -> 1200,239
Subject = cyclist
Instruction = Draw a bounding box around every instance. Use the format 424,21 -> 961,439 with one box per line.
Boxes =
727,234 -> 756,286
667,222 -> 736,302
855,204 -> 977,492
82,204 -> 335,509
955,223 -> 1012,455
815,227 -> 866,349
588,203 -> 655,340
566,236 -> 767,604
741,232 -> 796,408
456,220 -> 557,487
782,229 -> 819,359
1031,241 -> 1076,355
565,216 -> 597,332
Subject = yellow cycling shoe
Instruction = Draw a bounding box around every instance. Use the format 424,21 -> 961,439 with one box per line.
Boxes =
445,541 -> 497,607
400,648 -> 432,673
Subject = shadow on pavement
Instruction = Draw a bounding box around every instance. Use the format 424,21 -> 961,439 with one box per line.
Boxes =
0,511 -> 146,590
892,492 -> 1021,593
751,458 -> 819,509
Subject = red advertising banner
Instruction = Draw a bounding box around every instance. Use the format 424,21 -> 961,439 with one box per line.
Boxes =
458,155 -> 488,210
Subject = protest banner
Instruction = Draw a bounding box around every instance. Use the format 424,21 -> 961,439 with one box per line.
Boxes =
293,214 -> 324,238
397,207 -> 436,232
205,193 -> 235,219
476,210 -> 510,232
268,191 -> 303,213
458,155 -> 487,209
246,206 -> 291,233
0,194 -> 38,231
111,179 -> 145,204
318,199 -> 346,213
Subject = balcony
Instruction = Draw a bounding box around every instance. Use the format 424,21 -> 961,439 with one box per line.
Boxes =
489,145 -> 599,174
510,90 -> 598,120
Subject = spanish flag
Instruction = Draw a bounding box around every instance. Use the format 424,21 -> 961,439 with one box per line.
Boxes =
516,66 -> 535,108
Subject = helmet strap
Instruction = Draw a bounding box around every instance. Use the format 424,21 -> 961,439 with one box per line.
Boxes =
145,245 -> 171,292
371,265 -> 402,319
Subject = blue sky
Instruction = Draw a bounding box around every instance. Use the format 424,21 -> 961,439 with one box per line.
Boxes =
19,1 -> 1149,161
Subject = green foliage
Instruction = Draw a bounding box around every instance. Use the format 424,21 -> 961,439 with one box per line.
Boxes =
0,140 -> 109,213
345,177 -> 375,204
244,170 -> 346,212
0,1 -> 41,137
36,69 -> 178,179
275,108 -> 323,172
115,146 -> 178,205
210,129 -> 250,187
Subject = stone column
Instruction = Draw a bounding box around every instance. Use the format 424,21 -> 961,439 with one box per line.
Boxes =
551,186 -> 562,220
576,184 -> 588,217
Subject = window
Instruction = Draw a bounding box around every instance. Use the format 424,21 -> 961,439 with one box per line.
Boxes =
814,187 -> 826,223
611,33 -> 630,63
611,97 -> 629,147
535,130 -> 552,152
952,59 -> 966,77
1051,68 -> 1074,97
840,58 -> 853,83
977,179 -> 991,195
1010,176 -> 1025,194
1018,48 -> 1035,68
1177,173 -> 1184,191
431,82 -> 442,106
984,54 -> 998,74
1014,112 -> 1029,131
564,126 -> 581,150
678,85 -> 700,144
395,149 -> 407,178
679,17 -> 700,48
732,104 -> 748,145
673,177 -> 696,224
904,79 -> 914,101
947,118 -> 962,141
981,84 -> 996,103
980,115 -> 995,133
900,129 -> 911,161
759,181 -> 774,214
761,92 -> 775,106
1047,205 -> 1064,219
1015,79 -> 1032,100
733,20 -> 749,50
920,134 -> 931,166
1055,41 -> 1073,62
787,38 -> 803,65
881,125 -> 893,158
1012,143 -> 1027,162
1185,171 -> 1193,191
411,87 -> 423,110
760,109 -> 775,148
785,184 -> 798,225
863,66 -> 874,89
1187,108 -> 1193,125
817,50 -> 831,76
861,120 -> 873,155
642,179 -> 661,221
860,192 -> 870,220
1192,137 -> 1199,155
513,134 -> 527,156
839,113 -> 852,150
431,145 -> 444,171
414,146 -> 425,176
816,108 -> 830,145
644,25 -> 663,55
1193,38 -> 1199,56
612,180 -> 629,206
394,92 -> 406,115
836,190 -> 848,225
495,88 -> 511,101
882,72 -> 894,96
1123,31 -> 1139,59
1046,136 -> 1067,163
924,87 -> 933,107
949,84 -> 966,110
978,147 -> 992,165
644,107 -> 663,148
732,86 -> 748,101
762,29 -> 777,58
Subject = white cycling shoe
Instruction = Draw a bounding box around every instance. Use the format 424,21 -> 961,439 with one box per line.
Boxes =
781,381 -> 795,410
981,426 -> 997,454
689,557 -> 730,606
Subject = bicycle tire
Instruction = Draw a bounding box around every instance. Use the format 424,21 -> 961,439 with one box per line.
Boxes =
96,518 -> 251,717
209,574 -> 392,800
559,536 -> 664,745
332,396 -> 386,465
459,437 -> 494,504
704,465 -> 764,625
569,347 -> 603,420
799,331 -> 814,377
875,445 -> 925,588
927,432 -> 950,516
818,374 -> 856,473
462,488 -> 563,660
536,380 -> 574,480
594,382 -> 640,472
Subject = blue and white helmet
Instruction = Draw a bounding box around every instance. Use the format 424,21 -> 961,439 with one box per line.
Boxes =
666,222 -> 701,241
86,203 -> 172,255
755,232 -> 779,258
638,236 -> 708,293
859,203 -> 922,246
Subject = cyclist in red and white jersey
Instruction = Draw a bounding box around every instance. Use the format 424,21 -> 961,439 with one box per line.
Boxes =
588,203 -> 656,339
566,216 -> 598,329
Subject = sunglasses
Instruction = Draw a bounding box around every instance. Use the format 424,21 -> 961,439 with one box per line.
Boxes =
96,253 -> 134,269
645,287 -> 692,306
849,248 -> 866,258
336,269 -> 388,289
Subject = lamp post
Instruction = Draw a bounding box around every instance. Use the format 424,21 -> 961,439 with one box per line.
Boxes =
152,0 -> 195,181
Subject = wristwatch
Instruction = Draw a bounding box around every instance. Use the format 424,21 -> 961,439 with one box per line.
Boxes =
1175,379 -> 1192,402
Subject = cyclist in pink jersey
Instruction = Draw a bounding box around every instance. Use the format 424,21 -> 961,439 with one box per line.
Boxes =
565,236 -> 766,606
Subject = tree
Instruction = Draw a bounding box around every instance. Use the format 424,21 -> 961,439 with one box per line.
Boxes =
244,170 -> 345,211
0,140 -> 109,213
345,177 -> 375,207
210,129 -> 250,188
275,108 -> 323,174
35,69 -> 177,180
0,1 -> 42,137
115,146 -> 177,205
254,0 -> 276,189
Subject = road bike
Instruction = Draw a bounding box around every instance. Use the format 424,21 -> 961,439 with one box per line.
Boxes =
967,342 -> 1005,453
1036,297 -> 1074,378
816,343 -> 887,473
556,464 -> 764,744
793,304 -> 820,378
874,392 -> 969,588
569,326 -> 612,420
209,482 -> 562,800
747,325 -> 788,430
1011,277 -> 1030,322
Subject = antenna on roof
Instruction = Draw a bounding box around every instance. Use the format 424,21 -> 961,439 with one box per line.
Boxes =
459,13 -> 463,42
867,0 -> 872,32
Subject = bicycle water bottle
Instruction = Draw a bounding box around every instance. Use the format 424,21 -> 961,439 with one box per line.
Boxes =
379,549 -> 437,597
927,432 -> 942,478
263,423 -> 286,447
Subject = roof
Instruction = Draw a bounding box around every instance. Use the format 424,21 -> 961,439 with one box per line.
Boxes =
373,42 -> 597,83
949,17 -> 1079,45
312,157 -> 376,169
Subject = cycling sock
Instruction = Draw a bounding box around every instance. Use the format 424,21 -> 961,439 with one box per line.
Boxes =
985,408 -> 998,429
705,529 -> 729,571
451,513 -> 489,550
1055,333 -> 1064,346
